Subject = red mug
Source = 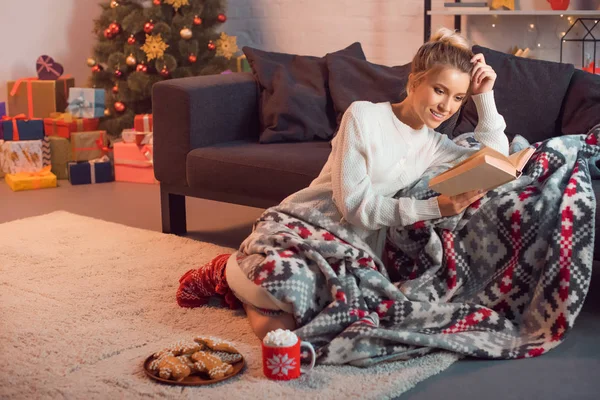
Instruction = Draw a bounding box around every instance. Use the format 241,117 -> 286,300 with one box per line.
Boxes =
262,333 -> 316,380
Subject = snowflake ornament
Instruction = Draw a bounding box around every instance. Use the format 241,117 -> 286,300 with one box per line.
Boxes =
164,0 -> 189,10
266,353 -> 297,376
215,32 -> 238,60
141,33 -> 169,60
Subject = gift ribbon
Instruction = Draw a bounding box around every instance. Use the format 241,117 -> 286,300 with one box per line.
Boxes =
11,165 -> 52,190
72,133 -> 111,158
1,114 -> 27,141
10,78 -> 37,118
88,155 -> 110,184
36,56 -> 62,79
68,95 -> 92,117
141,114 -> 151,132
47,113 -> 85,136
114,145 -> 153,168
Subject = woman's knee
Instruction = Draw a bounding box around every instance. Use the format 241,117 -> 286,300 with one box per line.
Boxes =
243,303 -> 297,341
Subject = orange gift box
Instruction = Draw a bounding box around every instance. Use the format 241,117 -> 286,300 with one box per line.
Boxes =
113,142 -> 157,184
44,113 -> 99,139
134,114 -> 153,132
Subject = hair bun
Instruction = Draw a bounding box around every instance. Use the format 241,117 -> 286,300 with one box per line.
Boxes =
429,27 -> 470,51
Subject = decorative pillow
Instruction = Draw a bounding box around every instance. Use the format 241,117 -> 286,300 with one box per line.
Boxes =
243,43 -> 366,144
453,45 -> 575,143
560,69 -> 600,135
326,54 -> 459,138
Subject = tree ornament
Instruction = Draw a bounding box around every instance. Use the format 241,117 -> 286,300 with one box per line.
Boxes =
104,28 -> 114,39
164,0 -> 189,11
127,35 -> 137,45
86,57 -> 97,67
207,41 -> 216,51
180,27 -> 192,40
188,54 -> 197,63
141,33 -> 169,60
92,65 -> 103,73
104,108 -> 111,117
114,101 -> 126,113
112,85 -> 119,94
153,0 -> 161,4
160,67 -> 170,77
215,32 -> 238,60
144,21 -> 155,34
193,15 -> 202,25
217,14 -> 227,23
490,0 -> 515,10
109,22 -> 121,35
110,0 -> 119,8
126,54 -> 137,66
137,64 -> 148,73
114,69 -> 123,78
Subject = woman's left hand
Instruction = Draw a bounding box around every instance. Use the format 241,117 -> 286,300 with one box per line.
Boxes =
470,54 -> 496,95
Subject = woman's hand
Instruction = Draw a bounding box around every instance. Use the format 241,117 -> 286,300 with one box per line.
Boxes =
470,54 -> 496,95
437,189 -> 486,217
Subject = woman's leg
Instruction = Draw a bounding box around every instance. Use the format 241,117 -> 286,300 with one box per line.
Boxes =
243,303 -> 297,341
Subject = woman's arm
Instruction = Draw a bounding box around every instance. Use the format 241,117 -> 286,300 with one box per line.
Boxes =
331,103 -> 441,230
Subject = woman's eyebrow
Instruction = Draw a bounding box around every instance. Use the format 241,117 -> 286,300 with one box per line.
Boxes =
434,83 -> 466,96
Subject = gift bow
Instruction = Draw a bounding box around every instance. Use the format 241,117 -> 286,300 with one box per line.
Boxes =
12,166 -> 53,189
96,139 -> 110,154
49,112 -> 74,123
2,114 -> 28,141
36,56 -> 62,78
88,155 -> 111,184
68,94 -> 92,116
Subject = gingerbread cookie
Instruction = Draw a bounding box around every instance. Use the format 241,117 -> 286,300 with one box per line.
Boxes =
155,356 -> 192,381
205,350 -> 243,364
153,340 -> 203,359
194,336 -> 239,354
191,351 -> 234,379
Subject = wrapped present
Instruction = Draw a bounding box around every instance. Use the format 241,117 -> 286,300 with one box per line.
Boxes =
36,55 -> 64,80
122,128 -> 152,145
42,136 -> 51,167
113,142 -> 157,184
71,130 -> 108,161
0,102 -> 5,118
7,76 -> 75,119
44,112 -> 99,139
0,140 -> 4,178
1,115 -> 44,141
236,55 -> 251,73
68,155 -> 114,185
47,136 -> 70,179
0,139 -> 44,174
66,88 -> 105,118
5,166 -> 57,192
134,114 -> 153,132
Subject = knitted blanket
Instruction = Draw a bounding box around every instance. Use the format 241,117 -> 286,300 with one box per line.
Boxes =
236,128 -> 599,367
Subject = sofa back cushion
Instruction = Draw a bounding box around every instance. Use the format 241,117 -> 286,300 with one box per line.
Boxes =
243,43 -> 366,144
454,45 -> 574,143
326,54 -> 459,138
560,69 -> 600,135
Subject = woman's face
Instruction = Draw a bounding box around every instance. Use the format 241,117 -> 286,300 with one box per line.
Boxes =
410,67 -> 470,129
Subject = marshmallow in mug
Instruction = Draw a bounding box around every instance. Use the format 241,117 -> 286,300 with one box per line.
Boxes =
263,329 -> 298,347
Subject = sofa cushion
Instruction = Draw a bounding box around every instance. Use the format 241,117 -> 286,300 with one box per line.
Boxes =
243,43 -> 366,144
561,69 -> 600,135
187,140 -> 331,204
454,45 -> 575,143
326,54 -> 459,138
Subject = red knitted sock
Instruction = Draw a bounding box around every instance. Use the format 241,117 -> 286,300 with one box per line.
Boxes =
176,253 -> 241,310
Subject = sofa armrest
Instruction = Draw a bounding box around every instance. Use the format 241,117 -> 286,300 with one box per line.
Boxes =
153,72 -> 260,186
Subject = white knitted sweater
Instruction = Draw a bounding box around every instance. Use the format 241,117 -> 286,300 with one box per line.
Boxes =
280,91 -> 509,257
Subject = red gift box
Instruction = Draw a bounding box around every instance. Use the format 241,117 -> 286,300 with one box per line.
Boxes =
44,113 -> 99,139
134,114 -> 153,132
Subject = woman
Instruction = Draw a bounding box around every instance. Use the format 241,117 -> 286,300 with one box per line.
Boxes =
177,27 -> 509,341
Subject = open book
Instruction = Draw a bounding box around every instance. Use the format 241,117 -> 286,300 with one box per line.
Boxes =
428,146 -> 535,196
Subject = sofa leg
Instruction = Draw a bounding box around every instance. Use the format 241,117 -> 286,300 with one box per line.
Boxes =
161,187 -> 187,235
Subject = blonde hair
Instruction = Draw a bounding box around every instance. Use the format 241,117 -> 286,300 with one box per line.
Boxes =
407,27 -> 474,94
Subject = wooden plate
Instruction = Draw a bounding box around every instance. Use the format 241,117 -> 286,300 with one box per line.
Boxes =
143,354 -> 245,386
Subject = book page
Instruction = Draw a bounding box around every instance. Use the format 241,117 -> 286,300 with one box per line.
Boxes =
507,147 -> 535,172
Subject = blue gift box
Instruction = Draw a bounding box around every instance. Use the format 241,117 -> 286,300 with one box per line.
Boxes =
0,102 -> 6,118
68,157 -> 114,185
1,118 -> 44,141
67,88 -> 105,119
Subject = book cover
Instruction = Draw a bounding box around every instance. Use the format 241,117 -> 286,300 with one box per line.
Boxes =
428,146 -> 535,196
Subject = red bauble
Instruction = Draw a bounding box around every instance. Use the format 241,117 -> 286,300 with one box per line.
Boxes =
153,0 -> 161,4
207,41 -> 216,51
217,14 -> 227,23
193,15 -> 202,25
112,85 -> 119,94
114,101 -> 126,113
92,65 -> 103,73
114,70 -> 123,78
127,35 -> 136,45
136,64 -> 148,73
109,22 -> 121,35
144,21 -> 155,33
547,0 -> 570,10
188,54 -> 197,63
160,67 -> 170,78
104,28 -> 114,39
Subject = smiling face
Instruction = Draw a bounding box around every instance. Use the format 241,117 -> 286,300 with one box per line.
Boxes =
409,66 -> 471,129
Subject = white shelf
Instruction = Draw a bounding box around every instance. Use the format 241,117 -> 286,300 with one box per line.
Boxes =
428,9 -> 600,16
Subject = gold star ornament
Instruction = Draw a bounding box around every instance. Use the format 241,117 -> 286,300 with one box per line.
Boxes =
215,32 -> 238,60
164,0 -> 189,10
141,33 -> 169,60
491,0 -> 515,10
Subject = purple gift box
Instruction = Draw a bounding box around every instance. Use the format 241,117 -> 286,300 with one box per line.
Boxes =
0,102 -> 5,118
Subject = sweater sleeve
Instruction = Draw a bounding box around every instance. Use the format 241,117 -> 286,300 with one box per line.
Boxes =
331,103 -> 441,230
429,91 -> 510,168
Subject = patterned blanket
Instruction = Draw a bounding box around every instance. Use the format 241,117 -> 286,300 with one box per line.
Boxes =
236,127 -> 599,367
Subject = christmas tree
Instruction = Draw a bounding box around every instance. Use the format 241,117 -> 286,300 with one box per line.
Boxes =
89,0 -> 238,137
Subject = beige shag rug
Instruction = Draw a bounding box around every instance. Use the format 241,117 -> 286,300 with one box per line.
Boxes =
0,211 -> 459,399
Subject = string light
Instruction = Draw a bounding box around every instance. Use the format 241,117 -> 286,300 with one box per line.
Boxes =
529,24 -> 535,29
537,43 -> 541,47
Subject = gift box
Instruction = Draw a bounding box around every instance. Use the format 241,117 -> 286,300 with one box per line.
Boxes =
66,88 -> 105,119
71,130 -> 108,161
0,139 -> 44,174
0,140 -> 4,178
113,142 -> 157,184
0,115 -> 44,141
5,166 -> 57,192
122,129 -> 152,145
44,112 -> 99,139
134,114 -> 153,132
47,136 -> 70,179
68,156 -> 114,185
7,77 -> 75,119
0,102 -> 5,118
